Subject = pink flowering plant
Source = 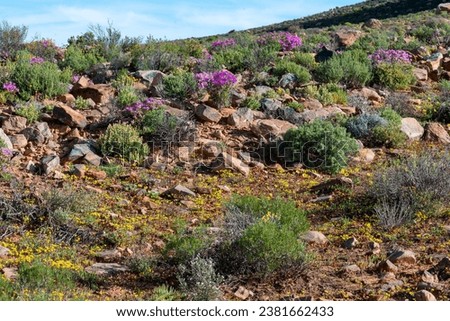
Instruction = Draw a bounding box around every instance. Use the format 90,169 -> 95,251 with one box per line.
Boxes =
0,81 -> 19,104
369,49 -> 412,64
125,97 -> 167,117
195,69 -> 237,108
258,32 -> 302,52
210,38 -> 237,51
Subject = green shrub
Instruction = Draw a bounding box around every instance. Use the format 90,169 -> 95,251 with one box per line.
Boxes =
212,45 -> 251,73
303,84 -> 347,106
116,85 -> 140,108
99,123 -> 149,163
218,195 -> 309,274
315,50 -> 372,88
163,219 -> 212,264
373,62 -> 416,90
72,96 -> 90,110
14,100 -> 41,123
286,101 -> 305,112
59,44 -> 102,73
141,108 -> 178,140
371,124 -> 407,148
350,30 -> 390,52
291,52 -> 318,70
150,285 -> 180,301
284,119 -> 358,173
241,95 -> 262,110
273,59 -> 311,84
12,51 -> 71,100
162,70 -> 197,101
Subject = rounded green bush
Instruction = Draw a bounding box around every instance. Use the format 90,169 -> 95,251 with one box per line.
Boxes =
284,119 -> 358,173
373,62 -> 416,90
99,123 -> 149,163
273,59 -> 311,84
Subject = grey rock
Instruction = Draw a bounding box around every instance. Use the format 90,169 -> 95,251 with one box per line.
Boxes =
85,263 -> 129,276
95,249 -> 122,261
388,249 -> 416,265
0,128 -> 13,149
210,152 -> 250,176
378,260 -> 398,273
279,73 -> 297,88
161,184 -> 196,199
228,108 -> 254,129
343,264 -> 361,274
195,104 -> 222,123
68,143 -> 102,166
0,245 -> 10,258
21,127 -> 45,144
36,122 -> 53,140
261,98 -> 283,116
415,290 -> 436,301
300,231 -> 328,245
2,116 -> 27,133
299,106 -> 344,123
10,134 -> 28,148
40,155 -> 60,175
400,118 -> 424,140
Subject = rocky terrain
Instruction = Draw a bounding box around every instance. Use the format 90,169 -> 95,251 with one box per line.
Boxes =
0,1 -> 450,301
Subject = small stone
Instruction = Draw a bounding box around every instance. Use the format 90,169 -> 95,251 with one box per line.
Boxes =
378,260 -> 398,273
400,118 -> 424,140
194,104 -> 222,123
388,249 -> 416,266
380,272 -> 396,281
415,290 -> 436,301
95,249 -> 122,261
72,164 -> 86,177
300,231 -> 328,245
40,155 -> 60,175
422,271 -> 439,284
161,184 -> 196,199
2,267 -> 18,280
210,152 -> 250,176
0,245 -> 10,258
413,68 -> 428,81
85,263 -> 129,276
424,122 -> 450,144
343,237 -> 359,249
228,108 -> 254,129
234,286 -> 253,300
87,170 -> 107,180
10,134 -> 28,149
250,119 -> 296,139
343,264 -> 361,274
358,148 -> 375,163
2,116 -> 27,134
368,241 -> 381,255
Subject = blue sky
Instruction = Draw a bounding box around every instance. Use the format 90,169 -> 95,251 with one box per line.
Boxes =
1,0 -> 361,45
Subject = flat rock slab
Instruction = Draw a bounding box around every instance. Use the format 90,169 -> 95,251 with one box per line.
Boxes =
85,263 -> 130,276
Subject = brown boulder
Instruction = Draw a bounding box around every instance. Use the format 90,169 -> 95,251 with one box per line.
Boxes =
52,104 -> 88,128
71,84 -> 114,105
335,30 -> 362,47
424,122 -> 450,144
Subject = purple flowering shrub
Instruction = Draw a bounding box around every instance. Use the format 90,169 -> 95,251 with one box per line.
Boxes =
258,32 -> 302,51
195,70 -> 237,108
370,50 -> 415,90
125,97 -> 167,116
0,81 -> 19,103
369,49 -> 412,64
210,38 -> 237,50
